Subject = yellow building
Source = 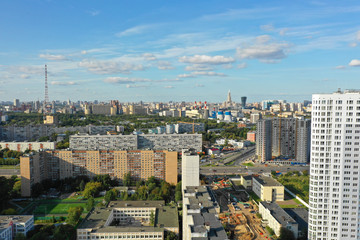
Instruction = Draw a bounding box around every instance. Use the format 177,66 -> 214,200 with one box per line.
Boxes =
20,150 -> 178,197
43,115 -> 58,125
252,176 -> 284,202
240,175 -> 252,189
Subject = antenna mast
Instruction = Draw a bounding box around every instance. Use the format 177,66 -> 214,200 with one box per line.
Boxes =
45,64 -> 49,105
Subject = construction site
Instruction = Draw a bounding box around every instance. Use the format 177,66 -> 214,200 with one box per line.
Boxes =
212,178 -> 273,240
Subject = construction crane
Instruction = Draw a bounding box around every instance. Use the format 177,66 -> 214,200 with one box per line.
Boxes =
177,120 -> 202,133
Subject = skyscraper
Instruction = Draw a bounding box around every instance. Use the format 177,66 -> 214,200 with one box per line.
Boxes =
227,89 -> 232,103
308,90 -> 360,240
241,96 -> 247,108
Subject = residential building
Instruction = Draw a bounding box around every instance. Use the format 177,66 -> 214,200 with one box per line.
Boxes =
252,176 -> 284,202
0,142 -> 55,152
0,215 -> 34,240
308,90 -> 360,240
259,201 -> 298,238
247,131 -> 256,142
182,186 -> 227,240
70,134 -> 202,152
20,150 -> 177,197
240,175 -> 252,189
256,118 -> 311,162
250,112 -> 262,123
77,201 -> 178,240
181,150 -> 200,192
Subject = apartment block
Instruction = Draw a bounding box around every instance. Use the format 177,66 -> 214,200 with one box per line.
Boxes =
70,134 -> 202,152
259,201 -> 298,238
77,201 -> 178,240
256,118 -> 311,162
20,150 -> 177,197
182,186 -> 227,240
252,176 -> 284,202
0,215 -> 34,240
0,142 -> 55,152
181,150 -> 200,192
308,90 -> 360,240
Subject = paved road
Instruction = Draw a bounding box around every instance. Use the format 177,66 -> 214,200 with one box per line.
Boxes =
200,165 -> 309,175
0,168 -> 20,177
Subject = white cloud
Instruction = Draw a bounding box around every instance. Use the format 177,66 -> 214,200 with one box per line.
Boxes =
51,81 -> 77,86
195,83 -> 204,87
143,53 -> 157,61
79,59 -> 144,74
237,63 -> 247,69
39,54 -> 68,61
236,35 -> 290,62
20,74 -> 30,79
260,24 -> 274,31
335,65 -> 346,69
7,65 -> 43,75
126,84 -> 149,88
185,64 -> 213,71
222,64 -> 233,69
179,55 -> 235,65
178,74 -> 195,78
279,28 -> 288,36
349,42 -> 358,47
357,30 -> 360,41
157,61 -> 175,70
87,10 -> 100,16
192,71 -> 226,76
116,25 -> 150,37
104,77 -> 151,84
164,86 -> 174,89
349,59 -> 360,67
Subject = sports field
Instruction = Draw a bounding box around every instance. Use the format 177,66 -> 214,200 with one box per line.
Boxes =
33,202 -> 87,215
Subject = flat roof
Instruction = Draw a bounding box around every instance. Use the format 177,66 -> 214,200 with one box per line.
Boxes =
0,215 -> 33,233
260,202 -> 297,226
253,176 -> 282,187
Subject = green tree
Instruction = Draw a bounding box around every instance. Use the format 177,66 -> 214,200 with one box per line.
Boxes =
123,172 -> 132,186
83,182 -> 102,198
79,180 -> 86,191
66,206 -> 84,225
105,189 -> 118,203
86,197 -> 95,211
150,210 -> 155,225
278,227 -> 295,240
175,191 -> 182,202
14,233 -> 26,240
53,224 -> 76,240
1,208 -> 17,215
165,231 -> 178,240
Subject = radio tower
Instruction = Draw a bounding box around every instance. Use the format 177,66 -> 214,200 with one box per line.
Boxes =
44,64 -> 49,105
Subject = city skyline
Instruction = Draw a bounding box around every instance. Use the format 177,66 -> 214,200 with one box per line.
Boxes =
1,1 -> 360,102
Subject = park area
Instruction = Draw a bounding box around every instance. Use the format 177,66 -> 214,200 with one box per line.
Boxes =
33,201 -> 88,215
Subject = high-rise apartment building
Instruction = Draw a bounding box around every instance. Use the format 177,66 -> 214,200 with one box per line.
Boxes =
256,118 -> 311,162
308,90 -> 360,240
20,150 -> 177,197
181,149 -> 200,192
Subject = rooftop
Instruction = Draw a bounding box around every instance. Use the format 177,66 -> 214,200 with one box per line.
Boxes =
260,201 -> 298,226
0,215 -> 33,233
253,176 -> 283,187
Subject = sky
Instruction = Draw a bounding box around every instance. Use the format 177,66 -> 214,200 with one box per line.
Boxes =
1,0 -> 360,103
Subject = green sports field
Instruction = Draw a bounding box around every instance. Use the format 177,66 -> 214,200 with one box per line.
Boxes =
33,202 -> 88,215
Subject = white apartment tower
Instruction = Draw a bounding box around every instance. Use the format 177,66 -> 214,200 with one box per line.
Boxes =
181,149 -> 200,192
308,90 -> 360,240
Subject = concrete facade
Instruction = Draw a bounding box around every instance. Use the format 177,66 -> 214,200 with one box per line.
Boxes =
252,176 -> 284,202
0,142 -> 55,152
181,150 -> 200,192
0,215 -> 34,240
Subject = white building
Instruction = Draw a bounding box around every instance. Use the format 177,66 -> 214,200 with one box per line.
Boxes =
181,150 -> 200,192
0,142 -> 55,152
308,90 -> 360,240
0,215 -> 34,240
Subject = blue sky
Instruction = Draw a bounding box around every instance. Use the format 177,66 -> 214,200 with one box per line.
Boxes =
1,0 -> 360,103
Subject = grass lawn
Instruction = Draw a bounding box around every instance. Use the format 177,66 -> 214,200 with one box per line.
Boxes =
242,162 -> 254,167
0,165 -> 20,169
33,203 -> 88,215
247,190 -> 261,203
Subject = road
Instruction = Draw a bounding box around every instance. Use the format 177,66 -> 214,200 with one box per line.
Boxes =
0,168 -> 20,177
200,165 -> 309,175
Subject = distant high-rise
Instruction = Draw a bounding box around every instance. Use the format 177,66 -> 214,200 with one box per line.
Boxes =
241,96 -> 247,108
13,99 -> 19,108
308,90 -> 360,240
227,90 -> 232,103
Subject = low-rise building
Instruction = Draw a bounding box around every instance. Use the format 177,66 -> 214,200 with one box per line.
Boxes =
240,175 -> 252,189
259,201 -> 298,238
77,201 -> 178,240
252,176 -> 284,201
182,186 -> 227,240
0,215 -> 34,240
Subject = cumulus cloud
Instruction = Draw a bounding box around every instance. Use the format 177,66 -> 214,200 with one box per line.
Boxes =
87,10 -> 100,16
357,31 -> 360,41
178,74 -> 195,78
20,74 -> 31,79
260,24 -> 274,31
349,59 -> 360,67
195,83 -> 205,87
185,64 -> 213,71
179,55 -> 235,65
104,77 -> 151,84
79,59 -> 144,74
39,54 -> 68,61
126,84 -> 149,88
157,61 -> 175,70
349,42 -> 358,47
7,66 -> 43,75
237,63 -> 248,69
335,65 -> 346,69
192,71 -> 226,76
143,53 -> 157,61
236,35 -> 290,63
164,86 -> 174,89
51,81 -> 77,86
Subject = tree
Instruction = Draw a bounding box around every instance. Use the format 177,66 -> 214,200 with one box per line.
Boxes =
66,206 -> 84,225
150,210 -> 155,225
86,197 -> 95,211
83,182 -> 102,198
53,224 -> 76,240
165,231 -> 178,240
123,172 -> 132,186
105,189 -> 118,203
14,233 -> 26,240
278,227 -> 295,240
1,208 -> 17,215
79,180 -> 86,191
